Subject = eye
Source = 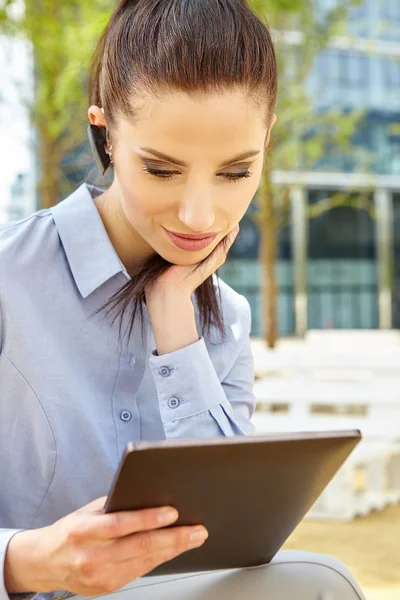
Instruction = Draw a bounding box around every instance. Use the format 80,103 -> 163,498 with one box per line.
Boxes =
220,171 -> 252,183
141,163 -> 252,183
142,165 -> 180,180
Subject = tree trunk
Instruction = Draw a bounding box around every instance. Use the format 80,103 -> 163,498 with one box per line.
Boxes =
259,166 -> 278,348
29,17 -> 64,211
36,126 -> 63,209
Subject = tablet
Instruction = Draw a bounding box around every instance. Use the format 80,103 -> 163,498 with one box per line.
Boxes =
104,429 -> 361,576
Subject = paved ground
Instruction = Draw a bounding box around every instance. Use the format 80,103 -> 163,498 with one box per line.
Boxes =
284,504 -> 400,599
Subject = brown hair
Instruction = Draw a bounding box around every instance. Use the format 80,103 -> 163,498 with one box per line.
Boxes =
88,0 -> 277,344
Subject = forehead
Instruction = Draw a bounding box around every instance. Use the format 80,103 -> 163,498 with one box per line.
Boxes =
119,89 -> 268,154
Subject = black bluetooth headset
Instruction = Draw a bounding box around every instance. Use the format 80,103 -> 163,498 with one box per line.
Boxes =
87,116 -> 112,176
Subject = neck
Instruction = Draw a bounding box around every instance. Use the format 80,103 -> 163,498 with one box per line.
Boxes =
94,181 -> 155,277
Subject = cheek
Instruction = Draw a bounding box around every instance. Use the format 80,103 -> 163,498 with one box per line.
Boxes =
118,185 -> 146,224
118,177 -> 175,226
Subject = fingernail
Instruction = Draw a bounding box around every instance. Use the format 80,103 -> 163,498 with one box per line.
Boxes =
189,527 -> 208,546
157,507 -> 178,525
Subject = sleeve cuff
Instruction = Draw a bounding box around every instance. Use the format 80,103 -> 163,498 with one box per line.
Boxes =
0,530 -> 37,600
149,337 -> 230,423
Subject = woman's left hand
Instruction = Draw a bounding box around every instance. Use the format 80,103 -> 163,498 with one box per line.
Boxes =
145,224 -> 239,355
146,224 -> 239,300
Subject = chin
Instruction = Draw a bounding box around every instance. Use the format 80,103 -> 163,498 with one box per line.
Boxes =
161,246 -> 214,266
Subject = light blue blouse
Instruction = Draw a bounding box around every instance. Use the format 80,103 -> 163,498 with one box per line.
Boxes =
0,183 -> 256,600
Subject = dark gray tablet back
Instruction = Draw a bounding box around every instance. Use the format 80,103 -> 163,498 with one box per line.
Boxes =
104,430 -> 361,576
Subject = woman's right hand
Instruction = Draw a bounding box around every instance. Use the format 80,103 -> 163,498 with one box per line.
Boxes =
5,496 -> 208,597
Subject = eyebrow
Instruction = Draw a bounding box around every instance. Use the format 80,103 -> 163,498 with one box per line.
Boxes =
139,147 -> 260,168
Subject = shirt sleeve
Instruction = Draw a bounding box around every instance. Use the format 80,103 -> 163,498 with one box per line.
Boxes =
0,294 -> 3,354
0,306 -> 35,600
0,530 -> 37,600
148,299 -> 256,439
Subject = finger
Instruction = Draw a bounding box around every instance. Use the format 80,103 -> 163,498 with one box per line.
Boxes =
75,506 -> 179,541
215,224 -> 239,257
226,223 -> 240,248
101,525 -> 208,564
188,223 -> 240,282
109,528 -> 208,582
212,224 -> 240,264
87,542 -> 193,596
74,526 -> 208,595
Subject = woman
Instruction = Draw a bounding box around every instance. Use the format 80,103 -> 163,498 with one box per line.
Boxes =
0,1 -> 366,599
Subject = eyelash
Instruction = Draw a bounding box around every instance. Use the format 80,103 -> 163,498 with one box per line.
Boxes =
141,165 -> 252,183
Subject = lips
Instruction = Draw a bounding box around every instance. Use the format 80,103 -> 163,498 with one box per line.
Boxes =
164,228 -> 217,252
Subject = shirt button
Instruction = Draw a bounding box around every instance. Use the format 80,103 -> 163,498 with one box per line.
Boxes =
120,410 -> 132,422
159,366 -> 171,377
168,397 -> 180,409
129,355 -> 136,367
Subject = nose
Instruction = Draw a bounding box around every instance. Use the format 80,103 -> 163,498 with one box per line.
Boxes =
178,185 -> 215,233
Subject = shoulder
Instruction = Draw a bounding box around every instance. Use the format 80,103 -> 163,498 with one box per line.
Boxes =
0,210 -> 53,348
0,207 -> 52,242
0,208 -> 54,273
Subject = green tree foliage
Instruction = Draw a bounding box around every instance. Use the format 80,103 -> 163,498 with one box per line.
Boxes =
0,0 -> 113,208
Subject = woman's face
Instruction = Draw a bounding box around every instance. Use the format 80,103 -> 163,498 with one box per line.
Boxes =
92,89 -> 275,266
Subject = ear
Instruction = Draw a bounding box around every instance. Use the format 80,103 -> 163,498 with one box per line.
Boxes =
88,105 -> 112,152
264,113 -> 277,148
88,105 -> 106,128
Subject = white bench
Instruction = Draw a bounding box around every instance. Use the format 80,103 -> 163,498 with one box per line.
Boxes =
304,441 -> 400,521
252,375 -> 400,441
251,330 -> 400,519
251,330 -> 400,376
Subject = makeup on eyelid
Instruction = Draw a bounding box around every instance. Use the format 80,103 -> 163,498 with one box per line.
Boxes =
140,158 -> 254,182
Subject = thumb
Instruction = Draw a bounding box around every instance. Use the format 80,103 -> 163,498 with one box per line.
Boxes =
226,224 -> 240,249
75,496 -> 108,514
212,224 -> 239,266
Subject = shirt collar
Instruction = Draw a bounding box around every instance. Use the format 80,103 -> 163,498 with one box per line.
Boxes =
51,182 -> 130,299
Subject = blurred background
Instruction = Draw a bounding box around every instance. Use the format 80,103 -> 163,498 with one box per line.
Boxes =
1,0 -> 399,598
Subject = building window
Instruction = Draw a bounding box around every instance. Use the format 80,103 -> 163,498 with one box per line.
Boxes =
382,58 -> 400,89
308,190 -> 376,259
307,190 -> 378,330
383,0 -> 400,21
349,0 -> 369,20
337,50 -> 369,88
318,50 -> 370,89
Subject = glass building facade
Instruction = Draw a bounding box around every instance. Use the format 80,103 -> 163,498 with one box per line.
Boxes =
220,0 -> 400,337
